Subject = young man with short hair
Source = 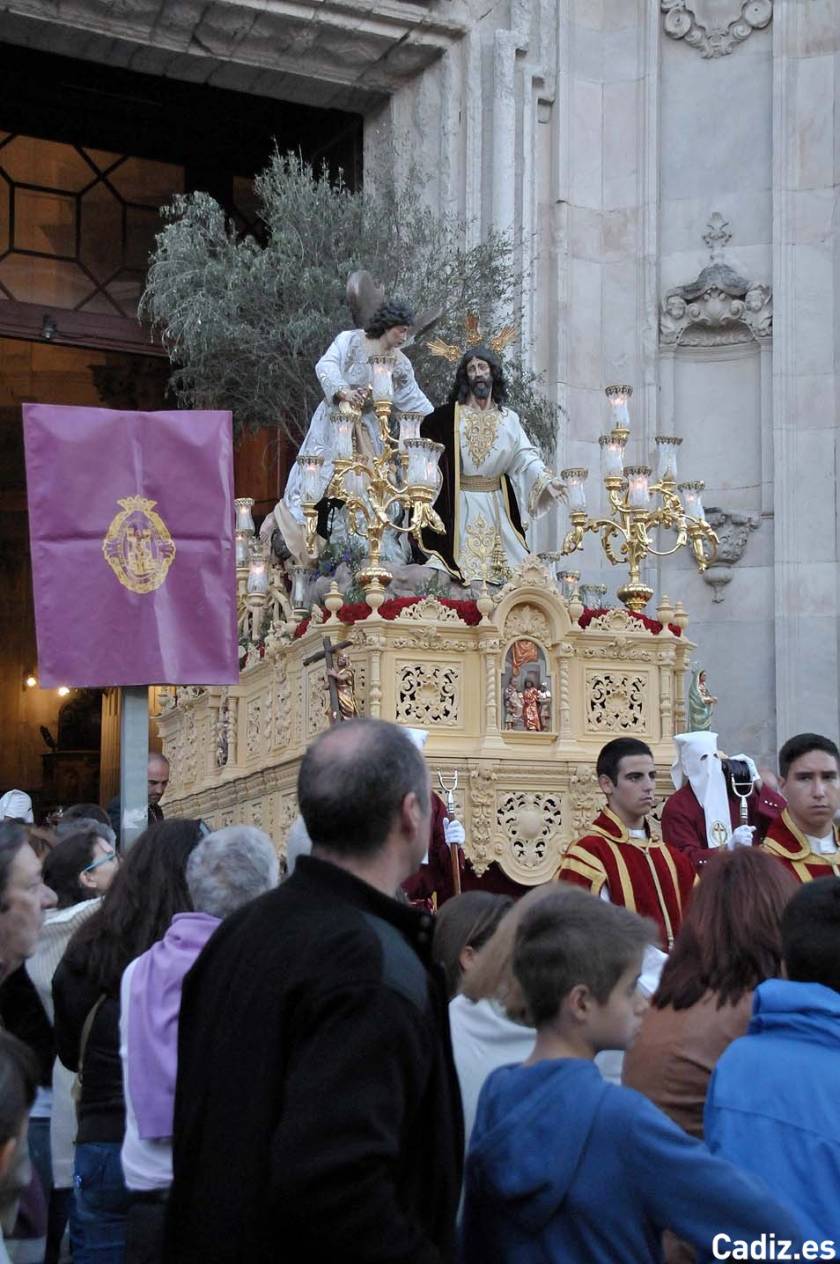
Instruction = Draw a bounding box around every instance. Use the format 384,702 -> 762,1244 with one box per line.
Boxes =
705,877 -> 840,1241
461,887 -> 804,1264
555,738 -> 695,949
760,733 -> 840,882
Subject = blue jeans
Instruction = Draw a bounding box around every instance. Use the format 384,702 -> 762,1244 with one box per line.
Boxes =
70,1142 -> 131,1264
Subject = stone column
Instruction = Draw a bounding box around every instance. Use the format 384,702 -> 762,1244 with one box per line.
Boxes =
771,2 -> 840,741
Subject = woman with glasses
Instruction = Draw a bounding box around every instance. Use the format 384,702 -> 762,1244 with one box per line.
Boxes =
52,819 -> 204,1264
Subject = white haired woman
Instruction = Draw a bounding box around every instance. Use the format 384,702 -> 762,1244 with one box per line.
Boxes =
118,826 -> 279,1264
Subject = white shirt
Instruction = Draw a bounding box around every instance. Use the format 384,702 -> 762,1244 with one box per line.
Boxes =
806,832 -> 837,856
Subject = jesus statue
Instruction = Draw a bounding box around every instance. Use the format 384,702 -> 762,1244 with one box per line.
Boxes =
416,343 -> 565,583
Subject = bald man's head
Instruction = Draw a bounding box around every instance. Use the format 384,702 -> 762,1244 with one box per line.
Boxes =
298,719 -> 429,858
147,753 -> 170,806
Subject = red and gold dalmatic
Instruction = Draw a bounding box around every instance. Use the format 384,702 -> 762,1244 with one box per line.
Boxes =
760,809 -> 840,883
555,808 -> 696,950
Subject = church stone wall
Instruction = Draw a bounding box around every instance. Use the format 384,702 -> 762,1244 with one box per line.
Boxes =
3,0 -> 838,762
370,0 -> 840,764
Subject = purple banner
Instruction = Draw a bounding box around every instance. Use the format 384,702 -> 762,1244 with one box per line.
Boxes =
24,405 -> 239,687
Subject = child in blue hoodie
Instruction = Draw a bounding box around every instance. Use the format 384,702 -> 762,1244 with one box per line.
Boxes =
461,886 -> 804,1264
706,876 -> 840,1244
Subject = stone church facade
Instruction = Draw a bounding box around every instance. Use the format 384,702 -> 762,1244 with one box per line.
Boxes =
2,0 -> 838,763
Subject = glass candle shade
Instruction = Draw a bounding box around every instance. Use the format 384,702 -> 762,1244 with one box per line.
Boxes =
605,384 -> 633,432
246,541 -> 269,595
235,531 -> 250,568
625,466 -> 652,509
234,497 -> 256,535
405,438 -> 442,490
425,441 -> 444,492
330,409 -> 355,460
561,468 -> 588,513
296,454 -> 326,505
343,469 -> 370,500
599,432 -> 626,477
558,569 -> 581,600
368,355 -> 394,403
679,481 -> 706,520
397,411 -> 424,447
580,582 -> 609,608
654,435 -> 682,483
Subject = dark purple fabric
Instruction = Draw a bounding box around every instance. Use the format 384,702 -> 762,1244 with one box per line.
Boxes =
23,405 -> 239,686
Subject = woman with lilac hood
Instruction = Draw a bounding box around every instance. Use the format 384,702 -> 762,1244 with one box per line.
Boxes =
119,826 -> 279,1264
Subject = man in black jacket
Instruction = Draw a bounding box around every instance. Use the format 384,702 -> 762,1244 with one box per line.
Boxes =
165,718 -> 463,1263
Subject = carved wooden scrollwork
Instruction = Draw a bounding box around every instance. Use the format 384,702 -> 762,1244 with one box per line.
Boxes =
496,790 -> 564,885
585,670 -> 648,734
396,662 -> 460,726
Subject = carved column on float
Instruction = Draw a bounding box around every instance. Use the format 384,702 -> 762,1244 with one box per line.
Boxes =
366,634 -> 384,718
658,657 -> 674,741
480,636 -> 501,736
557,648 -> 572,739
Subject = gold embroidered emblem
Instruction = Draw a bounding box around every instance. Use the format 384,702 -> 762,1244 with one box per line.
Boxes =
102,496 -> 176,594
462,513 -> 511,584
461,406 -> 501,468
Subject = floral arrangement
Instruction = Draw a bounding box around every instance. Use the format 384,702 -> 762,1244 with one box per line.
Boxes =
293,595 -> 482,639
577,607 -> 682,636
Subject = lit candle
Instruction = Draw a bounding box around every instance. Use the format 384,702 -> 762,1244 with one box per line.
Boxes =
368,355 -> 394,403
679,480 -> 706,520
247,541 -> 269,595
558,570 -> 581,601
654,435 -> 682,483
561,468 -> 588,512
331,410 -> 354,460
626,466 -> 651,509
599,432 -> 626,477
605,385 -> 633,433
405,438 -> 435,487
235,531 -> 250,568
397,411 -> 424,447
234,497 -> 256,534
296,454 -> 326,505
344,469 -> 370,500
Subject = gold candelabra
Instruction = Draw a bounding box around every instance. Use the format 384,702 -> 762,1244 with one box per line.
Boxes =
560,386 -> 718,613
297,360 -> 446,593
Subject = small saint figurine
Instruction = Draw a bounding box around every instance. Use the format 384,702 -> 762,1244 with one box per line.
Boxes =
521,678 -> 544,733
537,681 -> 552,730
327,653 -> 359,721
688,667 -> 717,731
504,682 -> 524,730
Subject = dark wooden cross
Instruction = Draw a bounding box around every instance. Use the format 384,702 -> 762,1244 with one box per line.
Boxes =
301,635 -> 354,724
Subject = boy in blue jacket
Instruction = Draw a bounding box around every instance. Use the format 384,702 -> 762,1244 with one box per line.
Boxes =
706,876 -> 840,1244
461,886 -> 804,1264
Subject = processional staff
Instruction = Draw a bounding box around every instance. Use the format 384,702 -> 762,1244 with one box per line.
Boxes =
437,771 -> 463,896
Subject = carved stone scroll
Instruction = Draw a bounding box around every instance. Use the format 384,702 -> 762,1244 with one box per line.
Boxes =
661,0 -> 772,58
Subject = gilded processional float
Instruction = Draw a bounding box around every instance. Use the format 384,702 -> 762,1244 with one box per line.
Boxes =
157,329 -> 718,889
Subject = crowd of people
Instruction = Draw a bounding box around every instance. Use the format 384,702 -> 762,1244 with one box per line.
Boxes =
0,720 -> 837,1262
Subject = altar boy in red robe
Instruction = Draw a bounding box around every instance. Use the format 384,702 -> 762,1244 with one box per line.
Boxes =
555,737 -> 695,951
761,732 -> 840,883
